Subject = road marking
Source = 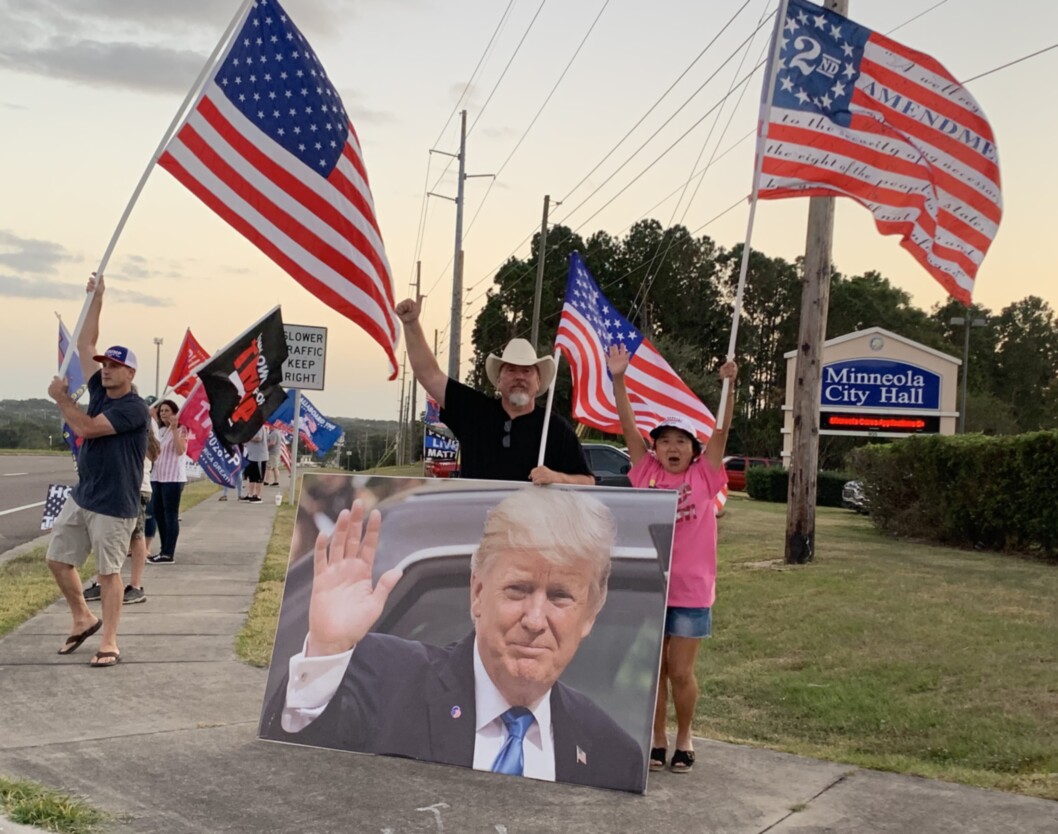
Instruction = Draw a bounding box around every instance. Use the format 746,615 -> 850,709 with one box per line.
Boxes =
2,473 -> 29,477
0,501 -> 46,517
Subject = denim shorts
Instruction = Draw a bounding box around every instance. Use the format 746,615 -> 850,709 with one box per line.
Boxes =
665,606 -> 712,639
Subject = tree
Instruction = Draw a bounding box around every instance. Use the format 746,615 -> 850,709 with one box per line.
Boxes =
991,296 -> 1058,431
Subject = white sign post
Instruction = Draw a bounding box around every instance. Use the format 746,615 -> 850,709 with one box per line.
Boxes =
282,324 -> 327,391
282,324 -> 326,504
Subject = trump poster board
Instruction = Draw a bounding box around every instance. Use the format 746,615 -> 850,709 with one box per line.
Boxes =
258,474 -> 678,794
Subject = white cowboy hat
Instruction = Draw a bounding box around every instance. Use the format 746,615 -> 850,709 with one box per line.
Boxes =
485,338 -> 556,395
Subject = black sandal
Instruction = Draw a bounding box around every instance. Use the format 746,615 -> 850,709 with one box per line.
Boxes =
670,749 -> 695,773
649,747 -> 667,772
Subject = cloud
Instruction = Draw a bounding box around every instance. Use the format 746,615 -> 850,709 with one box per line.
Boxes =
0,40 -> 205,95
0,230 -> 76,275
0,274 -> 83,300
337,88 -> 396,126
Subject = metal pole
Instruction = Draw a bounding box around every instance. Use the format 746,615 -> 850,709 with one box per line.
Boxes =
530,195 -> 551,351
785,0 -> 847,566
959,318 -> 971,434
448,110 -> 467,380
396,355 -> 407,465
154,337 -> 163,400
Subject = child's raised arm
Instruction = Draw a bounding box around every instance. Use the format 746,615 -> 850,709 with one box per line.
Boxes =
606,344 -> 648,464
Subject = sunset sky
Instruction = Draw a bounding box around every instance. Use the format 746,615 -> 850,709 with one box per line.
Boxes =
1,0 -> 1055,421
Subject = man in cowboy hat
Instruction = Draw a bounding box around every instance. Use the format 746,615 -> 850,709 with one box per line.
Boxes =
395,297 -> 592,484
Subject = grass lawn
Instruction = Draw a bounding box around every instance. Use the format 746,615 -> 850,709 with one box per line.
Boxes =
705,495 -> 1058,800
0,777 -> 108,833
0,478 -> 218,639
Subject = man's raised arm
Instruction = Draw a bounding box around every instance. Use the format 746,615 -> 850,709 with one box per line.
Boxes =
76,273 -> 104,383
394,296 -> 448,406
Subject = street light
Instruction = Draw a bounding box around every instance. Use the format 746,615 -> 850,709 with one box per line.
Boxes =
950,315 -> 987,433
153,337 -> 164,400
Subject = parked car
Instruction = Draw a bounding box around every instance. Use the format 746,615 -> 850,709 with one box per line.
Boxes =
722,455 -> 783,491
842,479 -> 868,513
581,442 -> 633,486
424,458 -> 460,478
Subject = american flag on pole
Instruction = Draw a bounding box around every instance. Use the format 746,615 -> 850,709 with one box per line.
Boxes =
758,0 -> 1001,305
157,0 -> 400,378
556,253 -> 718,445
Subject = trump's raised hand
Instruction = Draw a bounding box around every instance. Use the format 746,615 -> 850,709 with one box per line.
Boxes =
305,499 -> 402,657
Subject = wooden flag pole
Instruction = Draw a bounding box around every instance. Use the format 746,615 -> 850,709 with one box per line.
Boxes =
57,0 -> 255,379
714,0 -> 791,430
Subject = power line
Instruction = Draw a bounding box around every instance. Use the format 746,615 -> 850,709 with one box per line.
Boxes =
960,41 -> 1058,84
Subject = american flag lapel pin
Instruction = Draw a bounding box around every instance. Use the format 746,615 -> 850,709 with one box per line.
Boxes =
576,746 -> 587,765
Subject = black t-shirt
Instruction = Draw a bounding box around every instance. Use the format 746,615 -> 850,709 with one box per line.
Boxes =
71,371 -> 150,519
439,379 -> 592,482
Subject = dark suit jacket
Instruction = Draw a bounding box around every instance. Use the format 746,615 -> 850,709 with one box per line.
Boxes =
261,632 -> 647,793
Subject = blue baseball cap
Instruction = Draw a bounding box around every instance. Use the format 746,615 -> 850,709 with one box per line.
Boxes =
93,345 -> 138,371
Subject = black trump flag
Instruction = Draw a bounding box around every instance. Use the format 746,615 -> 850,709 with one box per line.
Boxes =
197,307 -> 289,446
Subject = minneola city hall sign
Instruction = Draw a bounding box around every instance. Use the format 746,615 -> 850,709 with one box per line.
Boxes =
781,327 -> 960,460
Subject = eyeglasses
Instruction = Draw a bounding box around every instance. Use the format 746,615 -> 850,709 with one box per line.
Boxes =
502,419 -> 512,448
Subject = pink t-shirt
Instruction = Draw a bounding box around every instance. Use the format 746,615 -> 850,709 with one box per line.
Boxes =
628,454 -> 726,608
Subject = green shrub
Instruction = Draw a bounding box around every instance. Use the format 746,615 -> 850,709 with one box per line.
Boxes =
745,466 -> 851,508
849,431 -> 1058,556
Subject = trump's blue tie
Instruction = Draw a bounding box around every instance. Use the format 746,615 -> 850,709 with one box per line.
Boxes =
491,707 -> 535,776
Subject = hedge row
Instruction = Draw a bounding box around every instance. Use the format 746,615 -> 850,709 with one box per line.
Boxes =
848,431 -> 1058,555
744,467 -> 851,508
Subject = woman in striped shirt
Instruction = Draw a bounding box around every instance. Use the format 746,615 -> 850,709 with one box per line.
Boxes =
146,399 -> 188,565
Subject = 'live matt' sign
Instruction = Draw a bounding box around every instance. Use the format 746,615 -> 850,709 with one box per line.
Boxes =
821,359 -> 940,410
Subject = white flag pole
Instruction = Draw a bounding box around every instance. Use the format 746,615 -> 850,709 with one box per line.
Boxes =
57,0 -> 256,379
288,389 -> 303,506
715,0 -> 791,430
536,347 -> 563,467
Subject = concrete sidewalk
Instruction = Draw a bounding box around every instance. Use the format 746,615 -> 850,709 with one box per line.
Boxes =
1,493 -> 1055,834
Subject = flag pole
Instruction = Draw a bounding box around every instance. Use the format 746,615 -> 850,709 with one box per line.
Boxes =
715,0 -> 790,429
288,389 -> 303,506
536,348 -> 563,467
57,0 -> 255,379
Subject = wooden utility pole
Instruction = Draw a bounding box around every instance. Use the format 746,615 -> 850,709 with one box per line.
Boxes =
407,261 -> 421,463
784,0 -> 847,564
530,195 -> 550,351
449,111 -> 467,379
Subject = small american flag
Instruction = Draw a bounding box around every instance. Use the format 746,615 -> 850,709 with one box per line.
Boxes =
758,0 -> 1001,305
576,746 -> 587,765
557,254 -> 727,510
557,253 -> 717,444
158,0 -> 400,378
41,484 -> 72,531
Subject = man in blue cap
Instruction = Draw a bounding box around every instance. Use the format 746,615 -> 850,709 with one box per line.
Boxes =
47,274 -> 149,667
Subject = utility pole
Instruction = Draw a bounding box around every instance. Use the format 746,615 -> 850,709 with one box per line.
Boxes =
153,337 -> 163,400
428,110 -> 493,383
407,261 -> 422,462
950,312 -> 987,433
396,354 -> 408,466
530,195 -> 550,351
784,0 -> 847,565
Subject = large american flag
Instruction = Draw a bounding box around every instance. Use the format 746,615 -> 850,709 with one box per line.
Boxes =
758,0 -> 1001,305
158,0 -> 400,377
556,253 -> 717,443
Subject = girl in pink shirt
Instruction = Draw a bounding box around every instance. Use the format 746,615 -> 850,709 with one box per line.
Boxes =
607,345 -> 736,774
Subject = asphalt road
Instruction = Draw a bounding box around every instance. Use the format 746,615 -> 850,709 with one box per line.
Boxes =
0,454 -> 77,553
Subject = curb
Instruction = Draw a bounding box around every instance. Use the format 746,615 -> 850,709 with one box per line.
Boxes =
0,531 -> 51,570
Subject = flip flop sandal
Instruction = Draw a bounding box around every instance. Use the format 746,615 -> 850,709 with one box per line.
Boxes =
670,749 -> 695,773
57,619 -> 102,655
649,747 -> 667,772
89,651 -> 121,668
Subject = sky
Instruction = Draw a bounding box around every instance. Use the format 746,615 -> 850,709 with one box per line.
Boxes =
1,0 -> 1055,421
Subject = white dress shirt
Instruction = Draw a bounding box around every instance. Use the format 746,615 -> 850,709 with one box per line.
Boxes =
281,637 -> 557,780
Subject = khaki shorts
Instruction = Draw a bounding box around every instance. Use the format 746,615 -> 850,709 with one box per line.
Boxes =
46,497 -> 136,576
131,492 -> 150,540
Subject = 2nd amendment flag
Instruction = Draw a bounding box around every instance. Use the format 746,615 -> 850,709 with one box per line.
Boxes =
196,307 -> 289,446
